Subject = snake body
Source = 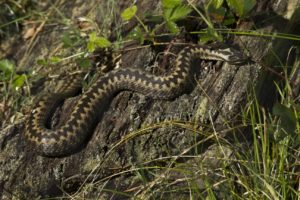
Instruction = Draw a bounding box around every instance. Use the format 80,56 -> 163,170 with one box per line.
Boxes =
25,45 -> 246,157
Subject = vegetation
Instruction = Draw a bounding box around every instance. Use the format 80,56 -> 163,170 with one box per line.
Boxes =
0,0 -> 299,199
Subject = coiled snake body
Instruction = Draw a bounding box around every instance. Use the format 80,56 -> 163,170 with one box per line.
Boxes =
25,45 -> 246,157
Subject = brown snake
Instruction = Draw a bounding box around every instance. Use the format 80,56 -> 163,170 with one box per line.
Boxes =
25,45 -> 247,157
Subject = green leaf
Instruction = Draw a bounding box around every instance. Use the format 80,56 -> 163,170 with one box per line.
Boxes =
163,8 -> 173,21
273,103 -> 297,135
223,11 -> 236,25
206,3 -> 226,23
144,14 -> 164,23
61,33 -> 73,47
89,32 -> 97,42
227,0 -> 256,17
198,27 -> 223,43
94,37 -> 111,48
76,58 -> 92,68
61,31 -> 82,48
49,56 -> 62,64
87,41 -> 95,52
121,6 -> 137,21
168,5 -> 192,21
12,74 -> 26,90
166,21 -> 180,34
210,0 -> 224,8
87,33 -> 111,52
128,26 -> 145,44
37,59 -> 48,66
162,0 -> 182,8
0,59 -> 14,78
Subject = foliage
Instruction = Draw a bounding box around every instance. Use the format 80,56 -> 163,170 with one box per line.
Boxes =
87,32 -> 111,52
162,0 -> 192,33
227,0 -> 256,17
0,59 -> 27,90
118,0 -> 257,44
0,59 -> 14,79
121,6 -> 137,21
208,0 -> 256,18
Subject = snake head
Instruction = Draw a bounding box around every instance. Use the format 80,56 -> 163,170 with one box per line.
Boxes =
219,47 -> 249,65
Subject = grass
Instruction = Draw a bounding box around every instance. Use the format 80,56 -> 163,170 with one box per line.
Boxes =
0,0 -> 299,199
79,74 -> 299,199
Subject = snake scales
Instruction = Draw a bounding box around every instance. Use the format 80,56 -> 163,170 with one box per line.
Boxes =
25,45 -> 247,157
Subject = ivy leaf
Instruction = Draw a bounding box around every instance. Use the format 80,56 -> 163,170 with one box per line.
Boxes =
227,0 -> 256,17
162,0 -> 182,8
121,6 -> 137,21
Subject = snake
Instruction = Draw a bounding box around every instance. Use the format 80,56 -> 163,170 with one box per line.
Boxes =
25,45 -> 247,157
